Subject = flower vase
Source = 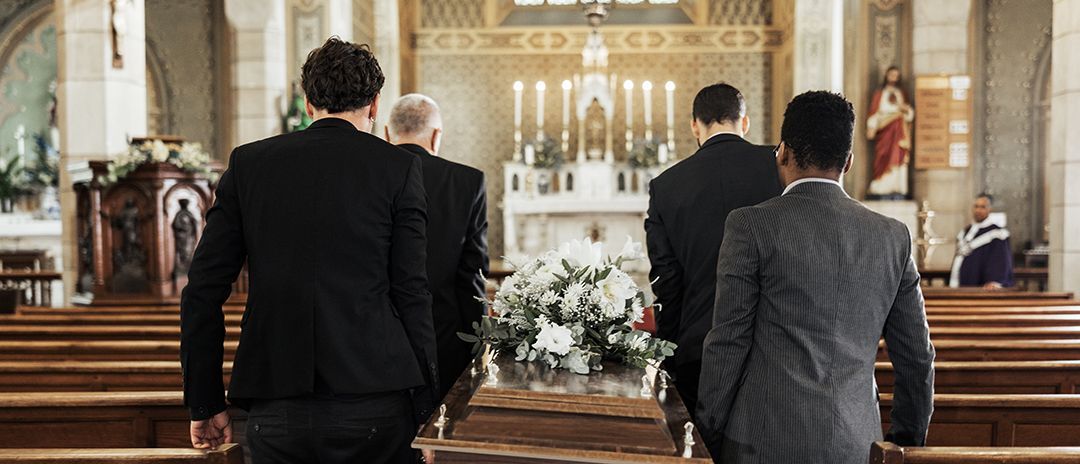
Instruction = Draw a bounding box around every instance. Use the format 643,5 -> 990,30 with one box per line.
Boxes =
37,186 -> 60,219
0,197 -> 13,214
537,172 -> 551,195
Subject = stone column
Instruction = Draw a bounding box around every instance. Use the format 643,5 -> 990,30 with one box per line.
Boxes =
55,0 -> 148,304
792,0 -> 845,94
373,0 -> 401,135
225,0 -> 287,147
1049,0 -> 1080,293
326,0 -> 353,41
910,0 -> 973,270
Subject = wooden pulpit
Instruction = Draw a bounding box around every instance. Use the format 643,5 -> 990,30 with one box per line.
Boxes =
414,352 -> 712,462
73,159 -> 244,306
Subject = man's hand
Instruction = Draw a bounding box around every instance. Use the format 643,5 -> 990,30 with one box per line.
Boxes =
190,410 -> 232,449
422,449 -> 435,463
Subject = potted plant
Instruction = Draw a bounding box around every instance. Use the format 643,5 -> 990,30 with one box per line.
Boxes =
0,156 -> 25,214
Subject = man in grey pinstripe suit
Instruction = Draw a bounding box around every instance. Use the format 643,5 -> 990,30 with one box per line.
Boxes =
697,91 -> 935,463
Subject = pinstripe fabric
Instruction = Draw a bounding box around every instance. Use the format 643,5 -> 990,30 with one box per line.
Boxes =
696,181 -> 935,463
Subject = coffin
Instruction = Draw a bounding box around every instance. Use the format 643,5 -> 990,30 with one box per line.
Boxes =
414,351 -> 711,463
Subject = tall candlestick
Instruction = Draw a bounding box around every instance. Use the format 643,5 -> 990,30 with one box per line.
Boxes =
535,81 -> 546,141
642,81 -> 653,140
513,81 -> 524,159
623,80 -> 634,151
14,125 -> 25,167
665,81 -> 676,154
561,80 -> 572,153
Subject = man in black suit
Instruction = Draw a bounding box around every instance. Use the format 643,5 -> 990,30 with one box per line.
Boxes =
385,93 -> 489,399
645,83 -> 782,419
180,38 -> 437,464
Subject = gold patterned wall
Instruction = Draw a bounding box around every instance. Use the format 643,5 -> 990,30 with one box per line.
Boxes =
353,0 -> 375,46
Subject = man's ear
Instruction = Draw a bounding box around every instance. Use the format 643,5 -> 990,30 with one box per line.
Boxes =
305,98 -> 315,118
690,118 -> 700,140
432,128 -> 443,155
842,152 -> 853,174
384,126 -> 391,142
741,115 -> 750,135
368,93 -> 381,121
777,142 -> 791,166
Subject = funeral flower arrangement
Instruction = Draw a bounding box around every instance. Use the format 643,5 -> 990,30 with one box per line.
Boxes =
461,237 -> 676,374
98,139 -> 218,186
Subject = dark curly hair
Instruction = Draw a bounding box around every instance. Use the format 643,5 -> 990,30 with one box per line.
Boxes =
300,37 -> 385,113
692,83 -> 745,126
780,91 -> 854,172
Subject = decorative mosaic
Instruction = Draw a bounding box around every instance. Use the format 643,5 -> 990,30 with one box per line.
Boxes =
421,0 -> 486,29
419,52 -> 772,256
710,0 -> 772,25
980,0 -> 1052,248
415,26 -> 784,55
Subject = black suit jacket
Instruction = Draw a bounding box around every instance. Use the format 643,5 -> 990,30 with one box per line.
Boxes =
645,134 -> 781,368
397,144 -> 488,398
180,117 -> 438,422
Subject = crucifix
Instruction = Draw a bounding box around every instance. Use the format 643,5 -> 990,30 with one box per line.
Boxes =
110,0 -> 130,69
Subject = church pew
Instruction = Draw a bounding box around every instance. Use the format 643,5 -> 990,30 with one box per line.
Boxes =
926,305 -> 1080,315
878,339 -> 1080,362
927,326 -> 1080,340
0,391 -> 247,448
0,444 -> 244,464
875,361 -> 1080,394
0,325 -> 241,341
0,341 -> 237,362
0,314 -> 243,326
0,361 -> 232,392
869,441 -> 1080,464
922,289 -> 1073,300
18,306 -> 245,316
926,313 -> 1080,327
926,299 -> 1080,307
879,394 -> 1080,447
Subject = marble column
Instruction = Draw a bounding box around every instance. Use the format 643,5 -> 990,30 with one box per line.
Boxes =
372,0 -> 401,135
1049,0 -> 1080,293
55,0 -> 148,303
225,0 -> 287,147
792,0 -> 845,94
326,0 -> 353,41
910,0 -> 973,270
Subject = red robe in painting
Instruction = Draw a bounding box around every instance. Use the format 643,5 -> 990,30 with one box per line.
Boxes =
868,87 -> 912,182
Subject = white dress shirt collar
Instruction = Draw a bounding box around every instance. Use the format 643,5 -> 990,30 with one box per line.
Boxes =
782,177 -> 844,196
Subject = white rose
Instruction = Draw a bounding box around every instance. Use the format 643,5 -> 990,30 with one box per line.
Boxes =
533,321 -> 575,356
618,235 -> 646,262
150,140 -> 169,162
596,269 -> 637,306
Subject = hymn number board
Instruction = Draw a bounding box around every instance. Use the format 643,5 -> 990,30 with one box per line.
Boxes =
914,75 -> 972,169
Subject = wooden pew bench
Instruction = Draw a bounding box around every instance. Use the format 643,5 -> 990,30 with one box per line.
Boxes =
18,306 -> 245,316
878,339 -> 1080,362
0,444 -> 243,464
0,341 -> 237,362
0,391 -> 247,448
928,326 -> 1080,340
880,394 -> 1080,447
921,290 -> 1074,301
927,314 -> 1080,327
927,299 -> 1080,307
875,361 -> 1080,394
0,314 -> 243,326
0,326 -> 241,341
926,305 -> 1080,315
869,441 -> 1080,464
0,361 -> 232,392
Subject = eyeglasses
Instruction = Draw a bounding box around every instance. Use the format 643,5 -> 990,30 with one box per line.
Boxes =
773,143 -> 782,157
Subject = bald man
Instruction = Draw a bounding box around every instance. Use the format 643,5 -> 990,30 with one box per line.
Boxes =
386,94 -> 488,399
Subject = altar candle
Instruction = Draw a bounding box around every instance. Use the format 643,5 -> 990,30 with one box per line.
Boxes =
524,143 -> 536,166
623,80 -> 634,145
15,125 -> 25,161
561,80 -> 572,130
535,81 -> 546,140
642,81 -> 653,139
513,81 -> 524,132
658,143 -> 669,164
665,81 -> 676,150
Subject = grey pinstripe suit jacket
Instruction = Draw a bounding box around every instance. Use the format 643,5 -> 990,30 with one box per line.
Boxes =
696,181 -> 935,463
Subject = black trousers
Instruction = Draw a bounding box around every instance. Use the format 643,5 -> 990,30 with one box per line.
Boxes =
672,360 -> 701,423
246,391 -> 415,464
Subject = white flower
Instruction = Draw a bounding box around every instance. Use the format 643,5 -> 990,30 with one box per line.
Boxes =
538,290 -> 559,307
534,320 -> 575,356
150,140 -> 170,162
618,236 -> 646,262
596,268 -> 637,307
558,237 -> 604,270
559,348 -> 592,374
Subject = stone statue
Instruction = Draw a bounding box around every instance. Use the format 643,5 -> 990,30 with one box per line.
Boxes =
110,0 -> 129,68
111,198 -> 147,292
172,199 -> 197,279
866,65 -> 914,199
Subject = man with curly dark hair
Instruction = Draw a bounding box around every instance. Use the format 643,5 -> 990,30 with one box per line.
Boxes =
181,37 -> 437,463
697,91 -> 935,463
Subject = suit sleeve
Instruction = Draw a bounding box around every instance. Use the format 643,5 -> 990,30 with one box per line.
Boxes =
983,238 -> 1014,287
456,172 -> 489,333
645,180 -> 683,343
180,150 -> 247,421
390,155 -> 439,421
883,226 -> 936,446
696,209 -> 760,454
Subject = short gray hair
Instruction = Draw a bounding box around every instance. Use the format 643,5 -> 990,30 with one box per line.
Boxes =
388,93 -> 442,137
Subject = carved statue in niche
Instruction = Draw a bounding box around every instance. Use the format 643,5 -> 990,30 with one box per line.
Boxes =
866,65 -> 914,200
171,199 -> 197,279
110,0 -> 130,68
110,198 -> 147,292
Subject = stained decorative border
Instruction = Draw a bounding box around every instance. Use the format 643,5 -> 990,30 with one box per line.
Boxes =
415,26 -> 786,55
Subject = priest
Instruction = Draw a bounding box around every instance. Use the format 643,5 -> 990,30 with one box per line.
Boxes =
949,194 -> 1014,289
